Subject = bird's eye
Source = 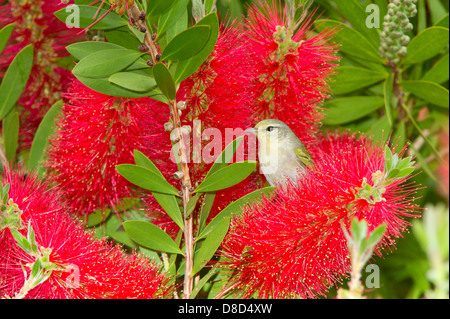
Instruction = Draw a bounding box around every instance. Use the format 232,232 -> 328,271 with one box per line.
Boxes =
267,126 -> 275,132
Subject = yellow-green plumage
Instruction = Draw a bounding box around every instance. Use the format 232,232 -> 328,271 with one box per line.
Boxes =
246,119 -> 313,187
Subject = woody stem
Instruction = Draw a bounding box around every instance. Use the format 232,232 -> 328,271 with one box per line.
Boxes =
128,2 -> 194,298
129,2 -> 159,63
168,100 -> 194,298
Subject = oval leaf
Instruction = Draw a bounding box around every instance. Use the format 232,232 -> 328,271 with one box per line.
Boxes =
116,164 -> 179,195
402,27 -> 449,65
109,72 -> 157,92
383,73 -> 394,126
192,217 -> 230,276
422,53 -> 449,84
314,19 -> 381,62
148,0 -> 177,16
323,97 -> 385,125
54,5 -> 127,30
75,74 -> 158,98
2,109 -> 19,162
152,192 -> 184,229
204,136 -> 244,180
0,44 -> 33,120
152,62 -> 176,100
0,23 -> 14,55
73,49 -> 142,78
330,66 -> 387,95
198,186 -> 276,240
161,25 -> 210,61
27,101 -> 63,171
123,220 -> 183,254
66,41 -> 125,60
401,80 -> 449,108
333,0 -> 380,48
195,161 -> 257,193
174,13 -> 219,83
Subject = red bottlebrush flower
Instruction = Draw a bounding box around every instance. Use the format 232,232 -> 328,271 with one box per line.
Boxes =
0,0 -> 82,150
0,168 -> 171,299
219,131 -> 421,298
45,79 -> 158,216
244,1 -> 339,146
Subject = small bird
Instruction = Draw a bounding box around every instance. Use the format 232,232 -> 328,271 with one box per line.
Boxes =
245,119 -> 313,187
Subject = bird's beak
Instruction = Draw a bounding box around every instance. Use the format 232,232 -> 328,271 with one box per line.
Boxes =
244,127 -> 256,134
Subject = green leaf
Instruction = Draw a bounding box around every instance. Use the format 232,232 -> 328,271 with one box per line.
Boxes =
27,101 -> 63,171
435,13 -> 449,28
157,0 -> 189,38
123,220 -> 183,254
10,228 -> 31,253
0,44 -> 33,120
75,74 -> 158,98
402,27 -> 449,65
367,115 -> 391,143
2,109 -> 19,162
314,19 -> 381,62
133,151 -> 182,231
397,157 -> 413,170
396,167 -> 416,178
133,150 -> 166,177
387,168 -> 400,179
73,49 -> 142,78
190,266 -> 218,299
108,72 -> 156,92
0,23 -> 14,55
393,120 -> 407,151
161,25 -> 210,61
330,66 -> 387,95
198,186 -> 276,240
152,192 -> 184,229
428,1 -> 448,25
174,12 -> 219,83
384,144 -> 393,172
116,164 -> 179,195
204,136 -> 244,180
365,224 -> 387,249
54,5 -> 127,30
194,161 -> 256,193
152,62 -> 176,101
401,80 -> 449,108
192,217 -> 230,276
197,192 -> 216,236
104,28 -> 142,50
422,53 -> 449,84
66,41 -> 125,60
185,193 -> 200,219
148,0 -> 177,16
323,97 -> 385,125
333,0 -> 380,48
160,5 -> 188,49
87,208 -> 111,227
383,73 -> 394,126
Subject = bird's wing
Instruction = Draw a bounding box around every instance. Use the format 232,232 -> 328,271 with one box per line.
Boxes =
294,148 -> 313,168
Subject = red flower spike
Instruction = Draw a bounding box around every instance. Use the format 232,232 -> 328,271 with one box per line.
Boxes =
45,80 -> 157,216
244,1 -> 339,146
219,131 -> 421,299
0,168 -> 172,299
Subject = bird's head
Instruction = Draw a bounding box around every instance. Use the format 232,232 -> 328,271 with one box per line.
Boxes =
246,119 -> 294,145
